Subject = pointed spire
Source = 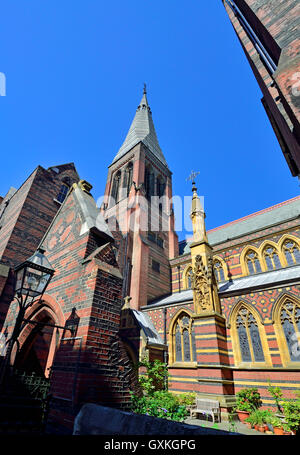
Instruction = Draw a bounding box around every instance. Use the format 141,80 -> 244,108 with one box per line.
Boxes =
111,85 -> 168,167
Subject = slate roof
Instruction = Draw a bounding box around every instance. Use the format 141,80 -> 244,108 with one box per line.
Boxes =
112,90 -> 168,167
144,265 -> 300,308
132,309 -> 165,346
181,195 -> 300,254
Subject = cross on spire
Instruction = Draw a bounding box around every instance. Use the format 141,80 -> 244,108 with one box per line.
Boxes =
143,83 -> 147,95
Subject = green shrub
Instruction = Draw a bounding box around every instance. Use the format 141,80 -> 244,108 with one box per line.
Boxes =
137,359 -> 169,395
130,359 -> 188,422
269,415 -> 283,428
235,388 -> 262,412
246,409 -> 272,426
267,383 -> 284,414
131,390 -> 188,422
175,392 -> 196,407
281,395 -> 300,433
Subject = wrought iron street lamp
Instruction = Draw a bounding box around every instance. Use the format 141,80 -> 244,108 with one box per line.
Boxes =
1,247 -> 55,382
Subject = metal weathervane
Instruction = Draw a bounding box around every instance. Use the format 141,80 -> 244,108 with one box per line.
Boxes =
186,170 -> 200,186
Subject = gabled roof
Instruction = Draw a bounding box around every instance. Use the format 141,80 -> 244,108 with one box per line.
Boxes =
181,195 -> 300,254
112,89 -> 168,168
132,309 -> 165,346
39,181 -> 114,249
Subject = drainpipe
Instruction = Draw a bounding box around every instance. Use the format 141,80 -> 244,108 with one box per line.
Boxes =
224,0 -> 277,73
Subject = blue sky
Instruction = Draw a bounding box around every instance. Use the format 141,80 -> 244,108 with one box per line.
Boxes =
0,1 -> 298,241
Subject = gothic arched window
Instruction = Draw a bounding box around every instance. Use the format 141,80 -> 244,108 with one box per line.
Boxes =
263,245 -> 281,271
214,260 -> 225,282
111,170 -> 121,203
185,267 -> 193,289
282,240 -> 300,266
156,176 -> 165,198
123,162 -> 133,197
245,250 -> 262,275
280,300 -> 300,362
145,166 -> 155,200
235,306 -> 265,363
172,313 -> 196,364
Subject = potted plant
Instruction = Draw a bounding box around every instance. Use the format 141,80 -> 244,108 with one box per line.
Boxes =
281,394 -> 300,436
244,412 -> 255,429
234,388 -> 262,423
270,415 -> 284,435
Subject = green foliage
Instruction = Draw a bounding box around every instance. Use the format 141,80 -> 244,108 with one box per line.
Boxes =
281,395 -> 300,433
228,411 -> 237,433
131,390 -> 188,422
137,359 -> 169,396
175,392 -> 196,407
269,415 -> 283,428
245,409 -> 272,426
267,382 -> 300,433
130,359 -> 188,422
267,382 -> 284,414
235,388 -> 262,412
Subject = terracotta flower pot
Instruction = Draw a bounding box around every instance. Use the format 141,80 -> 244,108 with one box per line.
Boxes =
237,410 -> 250,423
273,426 -> 284,435
257,425 -> 265,433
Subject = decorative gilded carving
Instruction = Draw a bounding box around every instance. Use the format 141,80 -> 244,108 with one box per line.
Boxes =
191,255 -> 220,314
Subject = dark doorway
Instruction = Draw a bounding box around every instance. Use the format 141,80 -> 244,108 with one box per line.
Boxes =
15,314 -> 55,377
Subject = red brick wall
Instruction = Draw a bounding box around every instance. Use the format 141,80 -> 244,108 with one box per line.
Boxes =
223,0 -> 300,174
0,164 -> 79,329
32,189 -> 136,433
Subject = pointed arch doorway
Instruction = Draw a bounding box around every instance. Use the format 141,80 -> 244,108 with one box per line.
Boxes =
13,303 -> 66,379
15,312 -> 58,377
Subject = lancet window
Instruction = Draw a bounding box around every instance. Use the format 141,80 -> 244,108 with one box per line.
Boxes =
235,306 -> 265,363
214,260 -> 225,282
263,245 -> 281,271
283,240 -> 300,266
245,250 -> 262,275
173,313 -> 196,363
280,300 -> 300,362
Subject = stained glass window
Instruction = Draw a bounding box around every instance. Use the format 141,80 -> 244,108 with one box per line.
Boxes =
236,306 -> 265,363
263,246 -> 281,271
175,325 -> 182,362
283,240 -> 300,266
245,250 -> 262,275
280,301 -> 300,362
173,314 -> 196,363
186,268 -> 193,289
183,330 -> 191,361
214,260 -> 225,282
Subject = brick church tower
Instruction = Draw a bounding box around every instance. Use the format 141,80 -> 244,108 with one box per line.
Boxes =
222,0 -> 300,176
102,87 -> 178,310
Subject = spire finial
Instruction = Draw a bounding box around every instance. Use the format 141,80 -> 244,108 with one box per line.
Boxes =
186,170 -> 200,191
143,83 -> 147,95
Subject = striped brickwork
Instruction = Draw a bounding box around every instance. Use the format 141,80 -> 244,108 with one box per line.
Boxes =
1,188 -> 137,433
0,164 -> 79,329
